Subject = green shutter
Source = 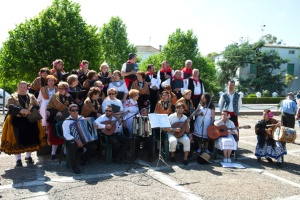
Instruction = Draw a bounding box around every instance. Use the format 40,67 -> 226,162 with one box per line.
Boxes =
250,64 -> 256,74
287,63 -> 295,75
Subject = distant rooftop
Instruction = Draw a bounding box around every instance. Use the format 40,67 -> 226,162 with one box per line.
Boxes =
264,44 -> 300,49
137,45 -> 160,53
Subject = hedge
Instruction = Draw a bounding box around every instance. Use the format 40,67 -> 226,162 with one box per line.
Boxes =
241,97 -> 285,104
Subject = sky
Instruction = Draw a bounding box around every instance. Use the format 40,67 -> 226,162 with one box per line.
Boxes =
0,0 -> 299,56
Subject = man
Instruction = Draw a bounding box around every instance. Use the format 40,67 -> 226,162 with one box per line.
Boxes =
165,103 -> 190,165
187,69 -> 205,108
62,104 -> 97,174
181,60 -> 193,79
157,61 -> 175,92
214,110 -> 238,163
94,105 -> 130,164
280,92 -> 297,128
145,64 -> 160,113
121,53 -> 139,89
219,80 -> 242,131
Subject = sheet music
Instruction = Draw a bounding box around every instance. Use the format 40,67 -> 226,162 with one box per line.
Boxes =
220,162 -> 246,169
150,78 -> 159,89
148,113 -> 171,128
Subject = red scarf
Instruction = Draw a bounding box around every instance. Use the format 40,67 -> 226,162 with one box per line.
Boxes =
127,60 -> 132,64
190,76 -> 200,86
146,71 -> 155,76
160,67 -> 173,73
172,77 -> 183,82
181,67 -> 192,74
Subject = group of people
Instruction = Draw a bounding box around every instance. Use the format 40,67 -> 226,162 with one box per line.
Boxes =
0,53 -> 296,174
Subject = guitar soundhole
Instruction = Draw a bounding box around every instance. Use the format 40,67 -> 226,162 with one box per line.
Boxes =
220,129 -> 225,132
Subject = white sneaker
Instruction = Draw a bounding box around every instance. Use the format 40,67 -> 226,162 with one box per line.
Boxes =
227,159 -> 232,163
223,158 -> 227,163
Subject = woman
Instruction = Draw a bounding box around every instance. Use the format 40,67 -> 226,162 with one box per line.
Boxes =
47,82 -> 75,159
187,69 -> 205,108
102,88 -> 124,118
155,91 -> 172,115
163,84 -> 178,108
175,89 -> 194,117
130,71 -> 150,110
214,110 -> 237,163
67,74 -> 84,110
50,59 -> 67,82
0,81 -> 47,167
98,62 -> 112,97
94,80 -> 105,108
77,60 -> 89,86
108,70 -> 128,102
193,93 -> 215,154
83,70 -> 98,89
29,67 -> 50,98
123,89 -> 140,138
255,109 -> 286,167
37,75 -> 58,137
81,87 -> 101,118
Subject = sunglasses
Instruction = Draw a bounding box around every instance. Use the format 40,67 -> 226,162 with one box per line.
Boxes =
108,93 -> 115,95
105,110 -> 113,112
70,109 -> 79,112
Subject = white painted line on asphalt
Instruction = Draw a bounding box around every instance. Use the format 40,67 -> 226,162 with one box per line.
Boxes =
146,169 -> 202,200
275,194 -> 300,200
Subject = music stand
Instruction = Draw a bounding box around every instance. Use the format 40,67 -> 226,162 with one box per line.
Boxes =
148,113 -> 171,166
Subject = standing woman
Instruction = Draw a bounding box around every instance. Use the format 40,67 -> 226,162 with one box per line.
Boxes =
123,89 -> 140,138
193,93 -> 215,154
108,70 -> 128,102
130,71 -> 150,110
29,67 -> 50,98
81,87 -> 102,118
50,59 -> 66,82
98,62 -> 112,98
0,81 -> 47,167
77,60 -> 89,86
188,69 -> 205,108
37,75 -> 58,138
47,82 -> 75,159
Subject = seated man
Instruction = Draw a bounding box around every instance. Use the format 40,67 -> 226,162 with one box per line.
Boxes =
94,105 -> 130,164
214,110 -> 237,163
62,104 -> 97,174
164,103 -> 190,165
134,109 -> 154,162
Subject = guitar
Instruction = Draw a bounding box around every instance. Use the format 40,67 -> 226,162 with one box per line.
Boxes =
172,107 -> 200,138
207,125 -> 251,140
100,110 -> 130,136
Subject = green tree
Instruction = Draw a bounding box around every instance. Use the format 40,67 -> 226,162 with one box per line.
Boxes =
0,0 -> 101,92
139,53 -> 164,72
98,16 -> 137,72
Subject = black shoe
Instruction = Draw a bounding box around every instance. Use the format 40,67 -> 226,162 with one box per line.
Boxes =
16,160 -> 23,167
277,162 -> 283,168
183,160 -> 189,166
51,155 -> 56,160
170,157 -> 176,163
257,157 -> 261,162
266,157 -> 273,163
72,166 -> 82,174
25,157 -> 34,164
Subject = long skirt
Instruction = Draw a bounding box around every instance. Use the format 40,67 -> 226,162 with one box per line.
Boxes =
0,114 -> 47,154
255,137 -> 287,159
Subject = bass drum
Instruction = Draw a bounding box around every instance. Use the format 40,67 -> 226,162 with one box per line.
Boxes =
133,116 -> 152,137
272,126 -> 297,143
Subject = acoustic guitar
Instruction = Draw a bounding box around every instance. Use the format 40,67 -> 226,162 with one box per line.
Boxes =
101,110 -> 130,136
172,107 -> 200,138
207,125 -> 251,140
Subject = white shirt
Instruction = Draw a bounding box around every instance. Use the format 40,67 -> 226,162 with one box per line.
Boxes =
167,113 -> 189,134
101,97 -> 124,114
218,92 -> 242,113
62,115 -> 84,141
94,114 -> 116,129
108,81 -> 128,94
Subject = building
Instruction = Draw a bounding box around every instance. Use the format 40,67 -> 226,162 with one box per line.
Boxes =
136,45 -> 161,64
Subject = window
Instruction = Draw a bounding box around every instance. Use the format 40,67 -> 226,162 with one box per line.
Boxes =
288,50 -> 295,54
287,63 -> 295,75
250,64 -> 256,74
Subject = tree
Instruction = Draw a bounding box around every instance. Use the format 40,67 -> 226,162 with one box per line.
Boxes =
98,16 -> 137,72
139,53 -> 164,72
0,0 -> 101,92
285,74 -> 298,92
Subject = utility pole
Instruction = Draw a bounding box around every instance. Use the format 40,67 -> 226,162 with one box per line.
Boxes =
261,24 -> 266,38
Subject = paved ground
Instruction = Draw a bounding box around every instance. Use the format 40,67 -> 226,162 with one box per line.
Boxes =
0,110 -> 300,199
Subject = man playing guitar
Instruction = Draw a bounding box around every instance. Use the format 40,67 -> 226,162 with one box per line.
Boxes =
94,105 -> 130,164
164,103 -> 190,165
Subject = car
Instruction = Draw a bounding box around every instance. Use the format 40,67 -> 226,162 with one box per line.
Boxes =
0,88 -> 10,106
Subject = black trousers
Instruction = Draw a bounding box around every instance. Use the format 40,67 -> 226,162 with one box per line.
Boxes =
281,112 -> 295,128
107,133 -> 130,159
66,140 -> 97,167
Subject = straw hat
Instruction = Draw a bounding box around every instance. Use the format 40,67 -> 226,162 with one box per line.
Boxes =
197,152 -> 211,164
